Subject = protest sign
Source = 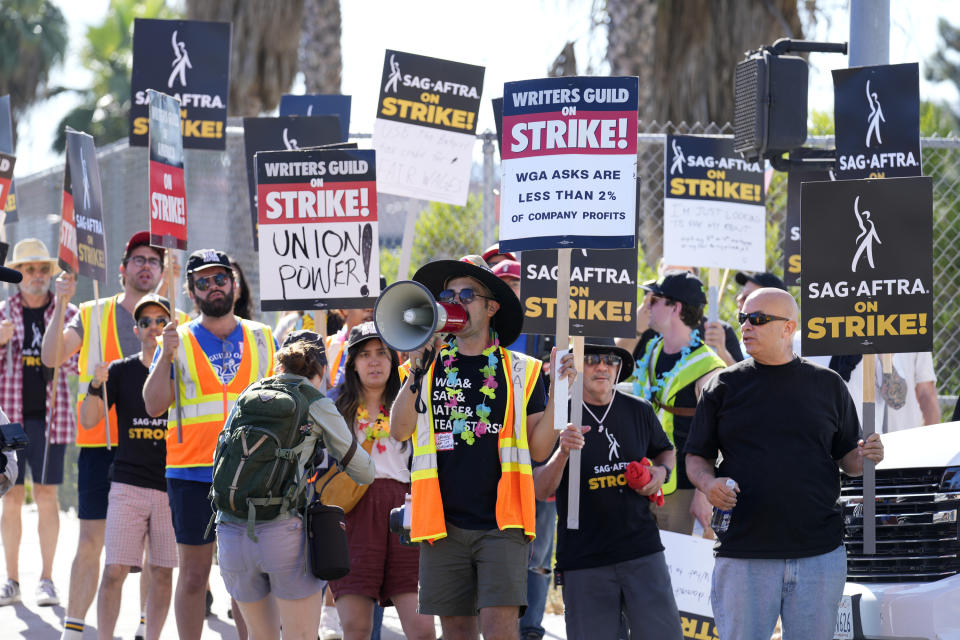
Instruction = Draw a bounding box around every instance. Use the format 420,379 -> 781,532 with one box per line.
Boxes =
499,76 -> 638,252
801,176 -> 933,357
280,94 -> 351,142
255,147 -> 379,310
130,18 -> 231,150
58,156 -> 78,274
0,96 -> 16,222
65,130 -> 107,282
663,134 -> 765,271
243,115 -> 344,248
491,96 -> 503,158
833,63 -> 921,180
660,531 -> 719,640
148,90 -> 187,250
783,168 -> 832,287
0,152 -> 13,221
373,50 -> 484,205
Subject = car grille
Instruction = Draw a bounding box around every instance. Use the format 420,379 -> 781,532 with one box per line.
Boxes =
840,467 -> 960,583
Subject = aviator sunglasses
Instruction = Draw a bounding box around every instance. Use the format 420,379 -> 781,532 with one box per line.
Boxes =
137,317 -> 169,329
584,354 -> 622,367
193,272 -> 231,292
437,288 -> 496,305
738,311 -> 790,326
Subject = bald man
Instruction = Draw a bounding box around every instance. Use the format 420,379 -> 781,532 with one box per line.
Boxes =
685,288 -> 883,640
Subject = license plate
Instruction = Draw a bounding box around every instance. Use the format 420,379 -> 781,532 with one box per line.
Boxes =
834,595 -> 854,640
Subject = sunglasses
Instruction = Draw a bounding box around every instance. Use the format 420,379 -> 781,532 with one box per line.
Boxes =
738,311 -> 791,326
437,288 -> 495,305
23,264 -> 51,275
136,317 -> 169,329
194,272 -> 231,292
584,354 -> 622,367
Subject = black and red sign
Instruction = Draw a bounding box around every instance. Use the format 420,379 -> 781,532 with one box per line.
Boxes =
58,143 -> 78,274
148,89 -> 187,250
65,129 -> 107,282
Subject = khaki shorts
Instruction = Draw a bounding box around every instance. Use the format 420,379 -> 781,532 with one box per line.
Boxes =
418,522 -> 529,617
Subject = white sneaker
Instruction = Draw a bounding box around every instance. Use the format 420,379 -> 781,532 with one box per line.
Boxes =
36,578 -> 59,606
0,579 -> 20,606
319,604 -> 343,640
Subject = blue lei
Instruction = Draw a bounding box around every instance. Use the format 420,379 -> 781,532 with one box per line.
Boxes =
631,329 -> 701,401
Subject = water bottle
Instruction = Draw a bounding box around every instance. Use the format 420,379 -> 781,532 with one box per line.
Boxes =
710,478 -> 738,534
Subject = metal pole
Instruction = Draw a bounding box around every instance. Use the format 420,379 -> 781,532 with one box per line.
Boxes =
849,0 -> 889,557
481,132 -> 496,251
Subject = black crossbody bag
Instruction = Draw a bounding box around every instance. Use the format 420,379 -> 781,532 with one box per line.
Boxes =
304,434 -> 359,580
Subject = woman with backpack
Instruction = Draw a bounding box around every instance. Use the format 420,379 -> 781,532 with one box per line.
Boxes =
328,322 -> 436,640
214,330 -> 375,640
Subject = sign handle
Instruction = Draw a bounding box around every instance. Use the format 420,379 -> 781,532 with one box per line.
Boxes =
862,354 -> 876,555
164,248 -> 185,444
707,267 -> 720,323
93,280 -> 112,451
715,268 -> 731,307
41,286 -> 69,484
566,336 -> 585,530
554,249 -> 571,431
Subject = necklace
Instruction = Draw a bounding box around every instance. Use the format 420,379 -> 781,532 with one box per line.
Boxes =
357,404 -> 390,453
630,329 -> 701,402
582,393 -> 616,433
439,332 -> 500,446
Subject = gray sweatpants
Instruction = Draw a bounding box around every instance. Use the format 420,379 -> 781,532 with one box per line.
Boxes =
561,551 -> 683,640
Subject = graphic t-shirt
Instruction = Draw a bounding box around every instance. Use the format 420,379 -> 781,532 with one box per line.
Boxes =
555,392 -> 673,571
22,304 -> 51,418
89,354 -> 169,491
685,357 -> 861,559
431,349 -> 546,530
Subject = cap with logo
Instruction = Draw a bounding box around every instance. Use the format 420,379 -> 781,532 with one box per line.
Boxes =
492,260 -> 521,281
734,271 -> 787,292
347,321 -> 389,354
641,270 -> 707,307
133,294 -> 172,320
187,249 -> 231,274
280,329 -> 327,366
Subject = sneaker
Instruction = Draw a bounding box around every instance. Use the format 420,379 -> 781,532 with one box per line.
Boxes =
36,579 -> 59,606
205,589 -> 213,617
0,579 -> 19,606
319,604 -> 343,640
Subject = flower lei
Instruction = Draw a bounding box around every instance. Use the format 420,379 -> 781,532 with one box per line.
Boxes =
631,329 -> 701,402
357,405 -> 390,453
440,332 -> 500,445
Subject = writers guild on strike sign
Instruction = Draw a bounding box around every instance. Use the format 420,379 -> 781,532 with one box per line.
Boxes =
800,176 -> 933,357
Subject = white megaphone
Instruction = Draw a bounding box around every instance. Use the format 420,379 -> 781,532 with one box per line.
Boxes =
374,280 -> 468,352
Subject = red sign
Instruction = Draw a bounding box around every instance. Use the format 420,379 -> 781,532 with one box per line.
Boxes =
0,152 -> 13,219
58,160 -> 79,274
148,90 -> 187,249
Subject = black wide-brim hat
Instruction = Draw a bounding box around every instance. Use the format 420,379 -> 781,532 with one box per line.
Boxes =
412,258 -> 524,347
584,338 -> 635,382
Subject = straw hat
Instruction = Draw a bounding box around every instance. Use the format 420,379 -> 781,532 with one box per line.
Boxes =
8,238 -> 61,276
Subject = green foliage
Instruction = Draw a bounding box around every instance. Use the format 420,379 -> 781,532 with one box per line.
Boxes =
51,0 -> 178,151
0,0 -> 68,125
809,109 -> 835,136
926,18 -> 960,127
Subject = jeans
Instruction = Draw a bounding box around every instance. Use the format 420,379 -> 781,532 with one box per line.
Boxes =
519,499 -> 556,638
712,544 -> 847,640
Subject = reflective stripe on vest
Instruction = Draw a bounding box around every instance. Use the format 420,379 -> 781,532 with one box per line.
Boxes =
638,339 -> 725,494
410,347 -> 541,543
76,296 -> 123,447
165,320 -> 275,468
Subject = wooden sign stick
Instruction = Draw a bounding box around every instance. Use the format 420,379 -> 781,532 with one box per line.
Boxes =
862,354 -> 877,555
40,284 -> 69,484
165,244 -> 184,444
92,280 -> 112,450
707,267 -> 721,324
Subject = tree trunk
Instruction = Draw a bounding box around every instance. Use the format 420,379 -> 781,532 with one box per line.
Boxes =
299,0 -> 342,94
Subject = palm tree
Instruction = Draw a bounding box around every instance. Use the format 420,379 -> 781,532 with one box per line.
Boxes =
605,0 -> 804,125
299,0 -> 342,94
0,0 -> 68,137
186,0 -> 305,116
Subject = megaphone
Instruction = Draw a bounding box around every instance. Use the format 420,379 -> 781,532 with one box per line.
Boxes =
374,280 -> 468,352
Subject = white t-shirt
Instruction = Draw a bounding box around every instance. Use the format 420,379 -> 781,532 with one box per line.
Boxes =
880,352 -> 936,433
365,431 -> 411,483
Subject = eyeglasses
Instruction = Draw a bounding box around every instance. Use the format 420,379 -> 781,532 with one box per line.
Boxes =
23,264 -> 52,275
137,317 -> 169,329
738,311 -> 791,326
437,288 -> 496,305
194,272 -> 231,292
126,255 -> 162,268
584,354 -> 622,367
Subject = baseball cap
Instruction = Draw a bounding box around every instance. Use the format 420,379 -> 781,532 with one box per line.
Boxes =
347,321 -> 385,353
492,259 -> 521,281
641,270 -> 707,306
280,329 -> 327,365
132,294 -> 172,320
481,243 -> 516,264
123,231 -> 152,262
186,249 -> 231,274
734,271 -> 787,292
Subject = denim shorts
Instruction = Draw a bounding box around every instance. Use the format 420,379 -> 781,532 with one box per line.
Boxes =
217,517 -> 325,603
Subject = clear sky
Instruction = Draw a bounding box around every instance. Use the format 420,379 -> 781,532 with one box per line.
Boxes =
12,0 -> 960,175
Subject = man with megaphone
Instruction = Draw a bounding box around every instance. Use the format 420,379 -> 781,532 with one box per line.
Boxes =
385,256 -> 575,640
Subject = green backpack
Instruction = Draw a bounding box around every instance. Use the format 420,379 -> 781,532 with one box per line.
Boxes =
210,375 -> 324,540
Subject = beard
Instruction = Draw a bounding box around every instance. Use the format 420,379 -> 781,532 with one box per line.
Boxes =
197,289 -> 235,317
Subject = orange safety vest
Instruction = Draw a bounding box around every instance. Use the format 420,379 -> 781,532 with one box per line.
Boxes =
76,296 -> 123,447
165,319 -> 275,468
410,347 -> 541,543
325,332 -> 347,388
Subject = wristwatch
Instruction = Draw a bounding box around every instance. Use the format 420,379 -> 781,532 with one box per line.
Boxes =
657,464 -> 672,484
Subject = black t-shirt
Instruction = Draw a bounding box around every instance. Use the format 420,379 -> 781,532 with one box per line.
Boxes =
22,304 -> 51,419
685,357 -> 861,559
431,350 -> 547,530
633,320 -> 743,364
89,354 -> 169,491
654,349 -> 698,490
555,392 -> 673,571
